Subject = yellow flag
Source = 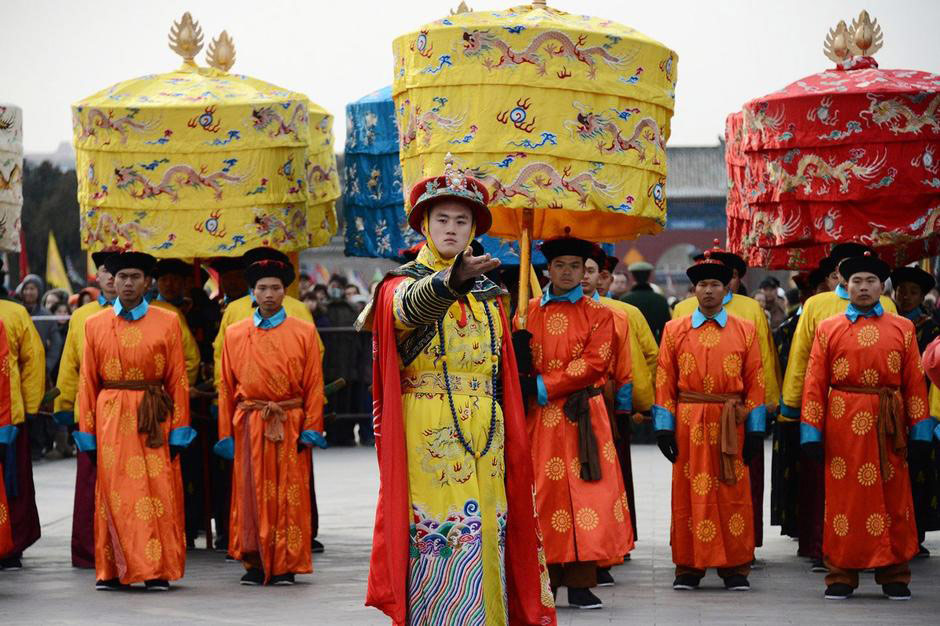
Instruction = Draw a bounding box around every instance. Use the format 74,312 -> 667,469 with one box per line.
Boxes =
46,231 -> 72,294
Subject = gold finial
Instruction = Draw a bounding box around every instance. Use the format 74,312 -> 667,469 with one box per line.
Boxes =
207,31 -> 236,72
533,0 -> 548,7
823,20 -> 852,63
849,10 -> 883,57
168,12 -> 204,62
450,1 -> 472,14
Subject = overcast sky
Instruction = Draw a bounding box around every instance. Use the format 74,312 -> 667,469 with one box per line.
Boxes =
4,0 -> 939,153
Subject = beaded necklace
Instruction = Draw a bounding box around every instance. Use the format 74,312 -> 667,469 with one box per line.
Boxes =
436,299 -> 499,459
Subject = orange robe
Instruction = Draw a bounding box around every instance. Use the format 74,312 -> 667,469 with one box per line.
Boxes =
77,305 -> 192,584
654,310 -> 766,570
0,320 -> 14,557
218,316 -> 324,581
801,311 -> 930,569
521,291 -> 633,565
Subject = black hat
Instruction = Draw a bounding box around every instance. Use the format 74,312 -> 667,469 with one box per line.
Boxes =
209,257 -> 245,274
602,253 -> 619,274
891,266 -> 936,294
828,242 -> 874,265
104,251 -> 157,275
697,238 -> 746,277
687,253 -> 733,285
242,246 -> 290,267
540,235 -> 596,262
584,243 -> 606,269
245,259 -> 295,288
838,252 -> 890,282
91,246 -> 124,269
152,258 -> 192,279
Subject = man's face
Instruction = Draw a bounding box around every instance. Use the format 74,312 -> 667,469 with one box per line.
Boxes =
847,272 -> 883,308
314,290 -> 328,307
114,269 -> 149,304
895,281 -> 924,314
610,273 -> 629,297
425,201 -> 473,260
826,271 -> 840,291
580,258 -> 601,296
96,265 -> 117,298
694,278 -> 726,310
344,285 -> 359,301
548,255 -> 585,293
219,270 -> 248,299
299,277 -> 312,293
21,282 -> 38,305
597,269 -> 613,295
253,277 -> 285,314
156,273 -> 184,302
761,286 -> 777,307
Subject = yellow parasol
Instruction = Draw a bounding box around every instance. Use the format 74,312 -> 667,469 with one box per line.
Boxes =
393,1 -> 677,324
72,13 -> 339,258
0,104 -> 23,252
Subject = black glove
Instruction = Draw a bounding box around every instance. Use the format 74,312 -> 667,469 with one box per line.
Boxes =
908,440 -> 932,466
742,432 -> 764,463
802,441 -> 824,462
518,376 -> 537,404
656,431 -> 678,464
170,445 -> 184,460
512,330 -> 534,376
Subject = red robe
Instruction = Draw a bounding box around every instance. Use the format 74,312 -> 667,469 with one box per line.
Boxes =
801,312 -> 929,569
0,320 -> 14,557
366,275 -> 555,626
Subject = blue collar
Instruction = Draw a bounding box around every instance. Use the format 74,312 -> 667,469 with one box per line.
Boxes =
835,284 -> 849,300
722,291 -> 733,305
692,307 -> 728,329
899,307 -> 922,321
845,301 -> 883,323
590,291 -> 600,302
796,304 -> 803,316
253,306 -> 286,329
113,298 -> 149,321
156,293 -> 185,308
541,284 -> 583,306
97,294 -> 114,307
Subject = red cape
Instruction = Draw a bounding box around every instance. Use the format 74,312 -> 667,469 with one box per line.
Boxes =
366,276 -> 556,625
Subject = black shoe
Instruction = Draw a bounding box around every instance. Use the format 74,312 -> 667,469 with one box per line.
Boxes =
567,587 -> 603,610
811,560 -> 828,573
95,578 -> 127,591
673,574 -> 701,590
0,557 -> 22,570
724,575 -> 750,591
916,544 -> 930,559
312,539 -> 325,554
825,583 -> 853,600
145,579 -> 170,591
883,582 -> 911,601
240,568 -> 265,586
271,573 -> 295,586
596,567 -> 615,587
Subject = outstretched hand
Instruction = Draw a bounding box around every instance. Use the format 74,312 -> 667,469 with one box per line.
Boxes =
451,247 -> 501,286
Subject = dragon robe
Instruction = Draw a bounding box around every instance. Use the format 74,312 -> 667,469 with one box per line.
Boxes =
0,320 -> 15,557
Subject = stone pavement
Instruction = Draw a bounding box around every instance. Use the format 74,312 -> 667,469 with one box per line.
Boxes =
1,443 -> 938,624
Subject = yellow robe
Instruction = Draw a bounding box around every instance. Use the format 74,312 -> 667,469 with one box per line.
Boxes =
602,297 -> 657,411
213,295 -> 318,390
54,300 -> 107,422
150,300 -> 201,386
0,300 -> 45,424
674,294 -> 780,412
780,288 -> 896,418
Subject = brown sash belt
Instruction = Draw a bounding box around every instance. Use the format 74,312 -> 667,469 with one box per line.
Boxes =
832,385 -> 905,480
564,386 -> 603,482
102,379 -> 173,449
678,391 -> 747,485
237,398 -> 303,442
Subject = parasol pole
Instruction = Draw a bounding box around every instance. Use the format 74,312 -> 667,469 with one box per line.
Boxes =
516,207 -> 534,329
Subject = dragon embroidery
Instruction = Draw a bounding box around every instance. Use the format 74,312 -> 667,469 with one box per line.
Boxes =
860,93 -> 940,135
766,149 -> 886,194
461,29 -> 627,78
565,101 -> 665,162
74,108 -> 158,145
82,211 -> 155,246
399,99 -> 465,148
468,162 -> 619,207
114,163 -> 247,201
251,102 -> 309,141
